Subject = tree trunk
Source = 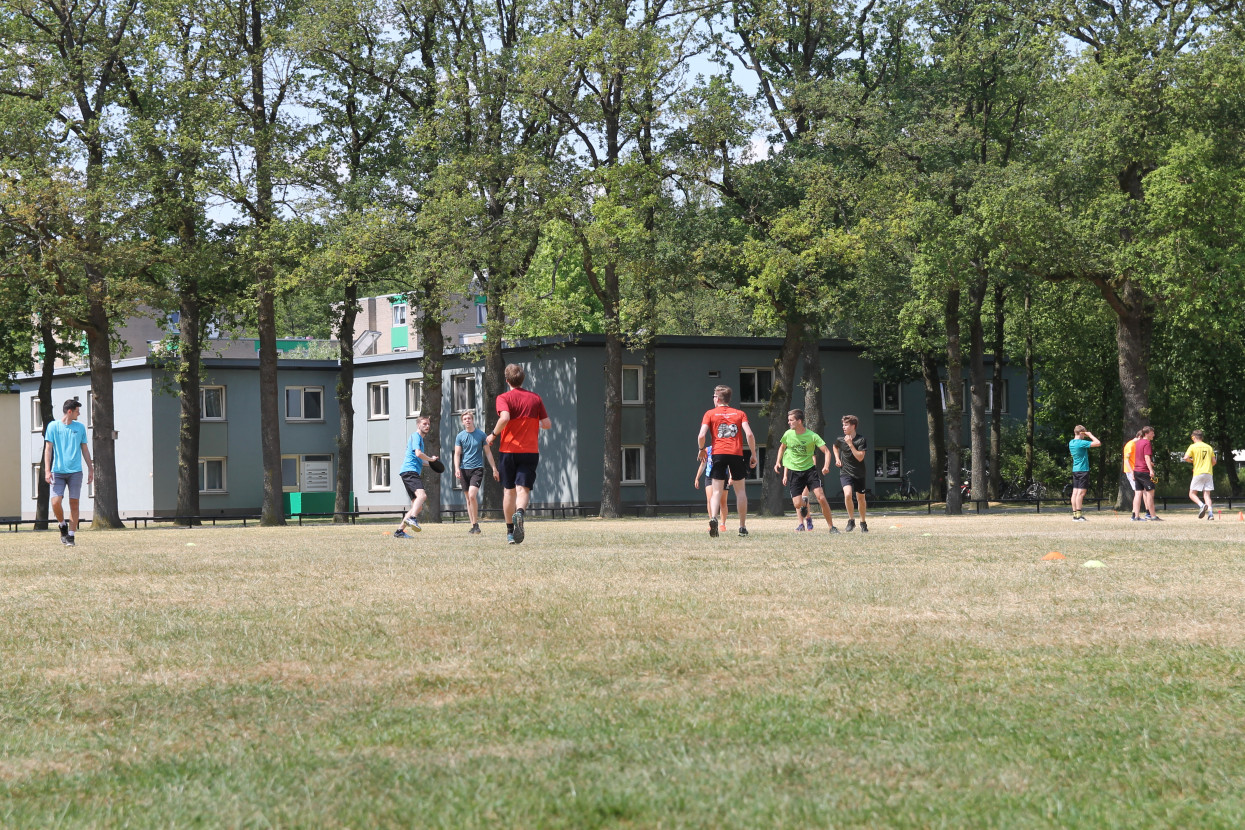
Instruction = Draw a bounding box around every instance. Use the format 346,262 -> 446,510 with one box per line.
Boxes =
256,279 -> 285,525
1105,279 -> 1153,510
481,294 -> 507,518
643,340 -> 657,516
35,321 -> 56,530
1024,288 -> 1035,485
989,281 -> 1005,500
944,287 -> 964,515
334,281 -> 358,522
176,286 -> 202,525
762,315 -> 804,515
420,311 -> 445,522
84,266 -> 122,529
921,351 -> 946,501
967,275 -> 988,507
600,325 -> 623,518
800,323 -> 824,437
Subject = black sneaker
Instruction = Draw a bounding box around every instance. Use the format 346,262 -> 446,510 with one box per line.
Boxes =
64,536 -> 75,547
709,517 -> 719,538
59,522 -> 68,542
738,526 -> 749,537
829,526 -> 840,534
469,524 -> 481,534
860,521 -> 868,533
511,509 -> 525,544
845,519 -> 856,533
1149,514 -> 1163,522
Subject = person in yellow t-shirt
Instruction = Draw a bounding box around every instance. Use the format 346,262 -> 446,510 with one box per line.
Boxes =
1182,430 -> 1218,519
1122,430 -> 1141,493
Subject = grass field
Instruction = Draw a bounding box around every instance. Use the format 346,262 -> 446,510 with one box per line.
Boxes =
2,512 -> 1243,828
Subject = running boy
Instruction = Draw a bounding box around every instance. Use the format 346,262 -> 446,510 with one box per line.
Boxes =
395,415 -> 438,538
42,398 -> 93,546
697,385 -> 758,538
454,410 -> 499,534
1068,425 -> 1102,522
485,363 -> 551,545
773,409 -> 838,534
1183,430 -> 1217,519
833,415 -> 869,532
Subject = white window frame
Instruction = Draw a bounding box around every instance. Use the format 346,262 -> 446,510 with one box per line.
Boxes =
742,446 -> 767,482
31,463 -> 41,499
281,454 -> 301,493
621,445 -> 644,484
873,381 -> 902,413
285,386 -> 325,422
940,380 -> 970,411
201,386 -> 226,421
986,379 -> 1009,414
30,397 -> 42,432
367,381 -> 390,420
451,374 -> 477,414
392,303 -> 408,327
622,365 -> 643,405
739,367 -> 773,405
369,454 -> 391,491
407,377 -> 424,417
198,458 -> 227,494
875,448 -> 903,481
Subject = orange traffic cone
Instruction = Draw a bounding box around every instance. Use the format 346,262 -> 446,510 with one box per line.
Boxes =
1238,511 -> 1243,522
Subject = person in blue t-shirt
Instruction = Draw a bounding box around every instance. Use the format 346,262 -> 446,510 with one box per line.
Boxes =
1068,424 -> 1102,522
394,415 -> 438,538
42,398 -> 93,547
454,410 -> 499,535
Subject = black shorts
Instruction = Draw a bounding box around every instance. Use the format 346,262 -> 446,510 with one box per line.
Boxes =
1071,471 -> 1091,490
840,475 -> 866,495
460,467 -> 484,490
400,471 -> 424,499
500,452 -> 539,490
710,455 -> 746,481
1133,471 -> 1155,492
787,468 -> 823,498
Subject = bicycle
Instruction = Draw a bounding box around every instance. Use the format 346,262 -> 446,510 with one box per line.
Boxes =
897,469 -> 918,500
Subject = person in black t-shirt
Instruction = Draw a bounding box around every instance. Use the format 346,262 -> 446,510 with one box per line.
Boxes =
833,414 -> 869,533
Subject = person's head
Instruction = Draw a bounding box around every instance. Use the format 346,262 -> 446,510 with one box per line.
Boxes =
713,385 -> 732,406
504,363 -> 525,388
1142,426 -> 1155,438
841,414 -> 858,433
1135,429 -> 1144,440
1074,424 -> 1087,437
787,408 -> 805,429
417,414 -> 431,434
63,399 -> 81,419
1191,429 -> 1204,442
460,410 -> 475,430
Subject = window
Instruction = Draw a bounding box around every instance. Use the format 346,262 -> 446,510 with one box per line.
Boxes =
31,464 -> 41,499
198,458 -> 227,493
282,455 -> 300,492
875,449 -> 902,481
621,446 -> 644,484
392,303 -> 407,327
940,380 -> 970,411
742,447 -> 768,481
369,454 -> 391,491
622,366 -> 643,405
475,300 -> 487,328
407,377 -> 423,417
873,382 -> 901,413
368,382 -> 389,420
452,375 -> 477,413
84,394 -> 91,426
739,368 -> 773,405
286,386 -> 324,421
30,397 -> 42,432
987,379 -> 1010,413
201,386 -> 226,420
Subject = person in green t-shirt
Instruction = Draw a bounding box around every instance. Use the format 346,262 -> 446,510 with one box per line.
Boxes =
773,409 -> 839,534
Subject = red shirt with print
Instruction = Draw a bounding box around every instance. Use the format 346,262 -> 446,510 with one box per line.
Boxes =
702,406 -> 748,456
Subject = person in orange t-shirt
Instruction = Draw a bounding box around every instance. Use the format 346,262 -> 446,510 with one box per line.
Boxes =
1122,430 -> 1141,493
697,384 -> 758,538
485,363 -> 551,545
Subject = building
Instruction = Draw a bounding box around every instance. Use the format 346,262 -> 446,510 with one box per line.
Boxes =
351,293 -> 486,356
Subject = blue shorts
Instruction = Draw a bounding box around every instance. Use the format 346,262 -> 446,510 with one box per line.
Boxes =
52,471 -> 83,500
500,453 -> 539,490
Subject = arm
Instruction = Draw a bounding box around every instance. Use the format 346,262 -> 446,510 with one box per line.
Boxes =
1143,452 -> 1154,474
696,423 -> 709,460
694,458 -> 705,488
454,444 -> 463,479
482,441 -> 499,479
849,437 -> 866,462
539,417 -> 552,430
773,442 -> 786,474
82,442 -> 93,483
1085,431 -> 1102,449
820,444 -> 831,475
485,410 -> 511,446
43,440 -> 53,484
833,442 -> 842,467
742,422 -> 758,467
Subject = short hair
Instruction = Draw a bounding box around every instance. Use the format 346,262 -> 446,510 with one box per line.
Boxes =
1074,424 -> 1087,436
460,410 -> 475,421
63,399 -> 81,413
1142,426 -> 1155,436
713,385 -> 732,404
787,408 -> 805,422
841,414 -> 858,427
417,414 -> 431,424
1135,429 -> 1144,439
505,363 -> 525,388
1192,429 -> 1204,439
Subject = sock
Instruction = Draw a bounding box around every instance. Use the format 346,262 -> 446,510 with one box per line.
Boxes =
507,523 -> 514,533
68,531 -> 75,539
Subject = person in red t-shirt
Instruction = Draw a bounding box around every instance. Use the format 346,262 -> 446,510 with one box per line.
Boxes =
485,363 -> 551,544
1131,425 -> 1160,521
697,384 -> 758,538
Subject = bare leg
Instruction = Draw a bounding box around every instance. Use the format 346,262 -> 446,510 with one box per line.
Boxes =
1188,489 -> 1203,509
733,480 -> 748,528
515,485 -> 532,512
855,492 -> 867,524
51,495 -> 65,526
813,487 -> 835,528
1133,488 -> 1144,517
467,485 -> 481,525
1204,490 -> 1213,513
1144,490 -> 1157,517
841,485 -> 856,521
503,487 -> 517,522
1071,488 -> 1084,513
710,479 -> 726,519
705,487 -> 715,519
397,490 -> 426,532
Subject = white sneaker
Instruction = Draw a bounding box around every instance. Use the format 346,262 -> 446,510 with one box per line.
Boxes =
1198,503 -> 1208,519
